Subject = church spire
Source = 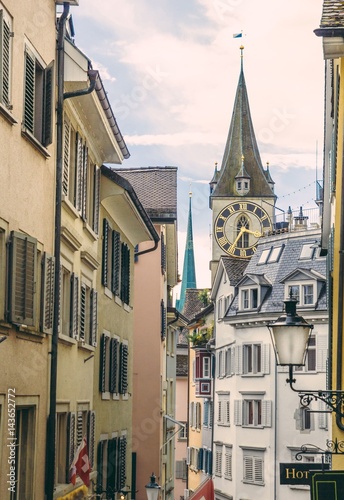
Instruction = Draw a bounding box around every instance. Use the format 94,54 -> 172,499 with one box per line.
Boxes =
176,192 -> 197,312
210,46 -> 275,204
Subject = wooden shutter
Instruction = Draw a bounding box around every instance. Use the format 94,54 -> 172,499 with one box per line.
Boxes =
161,299 -> 166,339
70,273 -> 79,339
99,334 -> 108,392
235,345 -> 243,374
107,438 -> 117,491
41,252 -> 55,334
102,219 -> 109,287
119,343 -> 128,394
76,411 -> 83,447
23,47 -> 35,134
9,231 -> 37,326
243,456 -> 253,481
90,289 -> 98,347
62,119 -> 70,196
262,400 -> 272,427
120,242 -> 130,304
93,167 -> 100,234
112,230 -> 120,295
118,436 -> 127,490
42,61 -> 54,146
262,344 -> 270,374
81,145 -> 88,221
234,400 -> 242,426
75,133 -> 83,212
87,410 -> 95,469
316,333 -> 328,372
254,457 -> 264,483
0,9 -> 11,107
110,338 -> 119,394
79,282 -> 86,341
97,440 -> 105,491
66,412 -> 76,481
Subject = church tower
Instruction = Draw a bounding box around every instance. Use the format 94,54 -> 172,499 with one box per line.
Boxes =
210,46 -> 276,278
176,192 -> 197,312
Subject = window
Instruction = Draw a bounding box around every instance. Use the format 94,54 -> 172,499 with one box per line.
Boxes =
0,4 -> 12,110
240,287 -> 258,310
287,283 -> 314,306
295,406 -> 313,432
243,344 -> 261,374
225,347 -> 234,376
235,398 -> 272,428
97,433 -> 127,494
190,402 -> 201,430
102,219 -> 131,305
300,244 -> 315,260
215,445 -> 222,476
60,269 -> 78,339
203,356 -> 211,378
295,336 -> 316,372
217,350 -> 225,378
56,411 -> 68,483
80,281 -> 98,346
203,400 -> 213,428
11,406 -> 36,499
268,246 -> 283,263
178,422 -> 187,440
99,333 -> 128,397
243,449 -> 264,485
237,216 -> 249,248
224,446 -> 232,480
258,248 -> 271,265
23,44 -> 53,148
217,394 -> 230,426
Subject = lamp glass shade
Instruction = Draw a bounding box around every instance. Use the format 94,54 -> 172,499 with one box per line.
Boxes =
270,324 -> 311,366
145,487 -> 160,500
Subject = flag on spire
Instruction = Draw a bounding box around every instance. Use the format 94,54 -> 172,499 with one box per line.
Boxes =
69,436 -> 91,487
233,32 -> 242,38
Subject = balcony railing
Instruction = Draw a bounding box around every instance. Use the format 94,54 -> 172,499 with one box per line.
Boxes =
267,207 -> 321,235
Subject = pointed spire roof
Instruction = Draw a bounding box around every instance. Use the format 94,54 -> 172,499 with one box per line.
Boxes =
176,193 -> 197,312
211,46 -> 275,201
264,161 -> 275,185
235,154 -> 250,180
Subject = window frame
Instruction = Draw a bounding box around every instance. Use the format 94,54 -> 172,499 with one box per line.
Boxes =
286,281 -> 315,307
240,286 -> 259,311
0,4 -> 13,112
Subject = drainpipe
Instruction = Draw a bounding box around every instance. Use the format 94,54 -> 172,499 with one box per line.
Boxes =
46,5 -> 99,499
45,3 -> 69,499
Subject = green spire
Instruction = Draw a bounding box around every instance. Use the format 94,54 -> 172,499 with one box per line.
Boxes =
176,192 -> 197,312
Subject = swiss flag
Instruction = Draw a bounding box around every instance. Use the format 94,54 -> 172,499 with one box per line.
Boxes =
69,436 -> 91,487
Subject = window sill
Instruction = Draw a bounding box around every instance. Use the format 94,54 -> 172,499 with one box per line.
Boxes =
101,391 -> 111,400
0,103 -> 17,125
243,481 -> 264,486
78,340 -> 95,352
83,221 -> 98,241
112,393 -> 120,401
241,373 -> 264,378
58,333 -> 77,346
21,128 -> 50,158
62,196 -> 79,220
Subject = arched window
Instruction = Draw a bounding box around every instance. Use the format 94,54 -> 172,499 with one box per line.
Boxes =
237,216 -> 249,248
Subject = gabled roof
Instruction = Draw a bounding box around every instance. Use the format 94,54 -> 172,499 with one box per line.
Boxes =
182,288 -> 208,322
280,268 -> 326,283
210,50 -> 275,201
237,273 -> 272,287
222,257 -> 249,285
114,167 -> 177,222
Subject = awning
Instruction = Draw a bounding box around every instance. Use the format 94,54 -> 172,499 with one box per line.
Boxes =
189,478 -> 214,500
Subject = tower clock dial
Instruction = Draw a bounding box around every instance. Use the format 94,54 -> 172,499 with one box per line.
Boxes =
214,201 -> 272,258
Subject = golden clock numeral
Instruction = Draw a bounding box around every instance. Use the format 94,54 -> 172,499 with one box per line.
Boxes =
240,249 -> 247,257
239,203 -> 247,210
252,246 -> 257,253
260,214 -> 269,221
228,205 -> 235,214
216,226 -> 224,233
218,215 -> 227,221
228,245 -> 236,255
218,236 -> 228,246
253,205 -> 258,213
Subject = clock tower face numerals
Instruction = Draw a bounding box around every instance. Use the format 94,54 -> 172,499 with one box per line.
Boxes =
214,201 -> 272,258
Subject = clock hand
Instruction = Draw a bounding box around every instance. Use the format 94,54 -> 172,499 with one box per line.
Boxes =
241,228 -> 263,238
229,226 -> 245,250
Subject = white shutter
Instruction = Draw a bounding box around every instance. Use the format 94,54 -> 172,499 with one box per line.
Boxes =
254,457 -> 264,483
186,447 -> 191,465
243,456 -> 253,481
217,400 -> 223,424
318,400 -> 328,430
90,289 -> 98,347
75,134 -> 83,212
262,344 -> 270,374
231,347 -> 235,375
262,400 -> 272,427
41,253 -> 55,334
234,400 -> 242,425
71,273 -> 79,339
236,345 -> 243,374
0,9 -> 12,107
316,333 -> 328,372
225,399 -> 230,425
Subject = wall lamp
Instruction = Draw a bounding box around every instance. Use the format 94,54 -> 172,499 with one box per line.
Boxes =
145,473 -> 161,500
267,294 -> 344,417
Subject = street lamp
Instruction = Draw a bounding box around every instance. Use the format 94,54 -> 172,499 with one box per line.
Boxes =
267,294 -> 344,417
145,473 -> 161,500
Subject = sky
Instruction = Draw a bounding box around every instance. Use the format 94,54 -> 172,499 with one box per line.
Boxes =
70,0 -> 325,293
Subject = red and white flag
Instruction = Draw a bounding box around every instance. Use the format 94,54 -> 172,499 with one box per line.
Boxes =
69,436 -> 91,487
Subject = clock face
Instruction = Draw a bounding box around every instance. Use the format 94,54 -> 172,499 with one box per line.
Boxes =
214,201 -> 272,258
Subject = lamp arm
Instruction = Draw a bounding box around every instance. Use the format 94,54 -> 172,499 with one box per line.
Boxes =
287,364 -> 344,417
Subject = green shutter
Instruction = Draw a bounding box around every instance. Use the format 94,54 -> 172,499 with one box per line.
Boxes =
66,412 -> 76,482
118,436 -> 127,490
81,145 -> 88,221
90,289 -> 98,347
0,10 -> 11,107
161,299 -> 166,339
9,231 -> 37,326
110,338 -> 118,394
70,273 -> 79,339
102,219 -> 109,287
119,343 -> 128,395
93,167 -> 100,234
23,47 -> 35,134
42,60 -> 54,146
112,230 -> 120,296
99,334 -> 107,393
107,437 -> 118,491
79,282 -> 86,341
41,252 -> 55,334
87,410 -> 95,469
97,440 -> 105,491
62,119 -> 70,196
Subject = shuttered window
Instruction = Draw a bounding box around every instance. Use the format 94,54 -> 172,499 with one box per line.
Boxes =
9,231 -> 37,326
234,399 -> 272,428
102,219 -> 127,300
110,338 -> 119,394
87,410 -> 96,469
80,283 -> 97,346
215,445 -> 222,476
120,242 -> 130,304
99,434 -> 127,493
243,454 -> 264,485
23,45 -> 53,147
0,7 -> 12,108
224,447 -> 232,480
99,334 -> 109,393
161,299 -> 166,339
70,273 -> 79,339
119,343 -> 128,395
66,412 -> 76,481
41,252 -> 55,334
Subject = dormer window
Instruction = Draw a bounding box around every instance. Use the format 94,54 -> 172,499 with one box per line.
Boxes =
241,287 -> 258,310
235,155 -> 250,195
287,283 -> 314,306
